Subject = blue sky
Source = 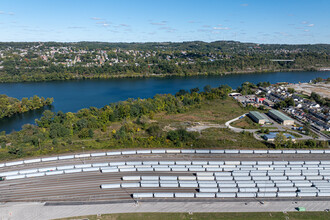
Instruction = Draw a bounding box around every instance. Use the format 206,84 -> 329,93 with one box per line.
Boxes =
0,0 -> 329,44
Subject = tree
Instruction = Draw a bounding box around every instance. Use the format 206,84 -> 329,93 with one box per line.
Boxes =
203,85 -> 212,93
274,133 -> 287,148
287,88 -> 295,94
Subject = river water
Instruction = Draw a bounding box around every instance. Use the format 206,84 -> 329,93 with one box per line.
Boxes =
0,71 -> 329,133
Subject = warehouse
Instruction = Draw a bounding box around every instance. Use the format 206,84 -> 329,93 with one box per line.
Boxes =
248,111 -> 270,124
268,109 -> 294,125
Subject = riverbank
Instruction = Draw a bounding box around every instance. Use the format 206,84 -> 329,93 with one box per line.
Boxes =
0,67 -> 323,83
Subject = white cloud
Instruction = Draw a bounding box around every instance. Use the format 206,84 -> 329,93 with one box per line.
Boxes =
120,24 -> 129,27
213,27 -> 230,30
241,3 -> 248,7
8,12 -> 14,15
307,24 -> 314,27
150,21 -> 167,26
0,11 -> 4,14
304,29 -> 310,32
91,17 -> 102,20
301,21 -> 308,24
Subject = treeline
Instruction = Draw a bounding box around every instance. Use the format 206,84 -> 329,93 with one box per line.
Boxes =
0,95 -> 53,119
0,83 -> 328,161
0,85 -> 232,159
1,41 -> 330,53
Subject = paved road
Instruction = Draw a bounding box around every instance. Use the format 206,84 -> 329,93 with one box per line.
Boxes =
1,200 -> 330,220
226,114 -> 314,141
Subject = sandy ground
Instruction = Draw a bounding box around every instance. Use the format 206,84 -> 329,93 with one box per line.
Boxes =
287,82 -> 330,99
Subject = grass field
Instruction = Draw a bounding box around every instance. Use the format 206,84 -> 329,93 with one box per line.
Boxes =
154,98 -> 247,126
59,211 -> 330,220
230,116 -> 261,129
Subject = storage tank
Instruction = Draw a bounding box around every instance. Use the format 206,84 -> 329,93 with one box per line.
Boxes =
195,193 -> 215,198
26,172 -> 45,178
160,176 -> 177,181
175,161 -> 191,165
253,176 -> 270,181
171,168 -> 188,172
19,169 -> 39,174
154,167 -> 171,172
179,183 -> 198,188
58,155 -> 75,160
189,168 -> 206,172
270,176 -> 287,181
214,172 -> 232,176
288,176 -> 305,181
277,187 -> 297,192
236,192 -> 256,198
38,167 -> 57,172
160,183 -> 179,188
257,183 -> 275,187
215,176 -> 233,181
174,193 -> 195,198
101,183 -> 121,189
141,176 -> 159,181
216,193 -> 236,198
297,192 -> 317,197
178,176 -> 196,181
91,152 -> 106,157
199,188 -> 219,193
224,150 -> 239,154
219,187 -> 238,192
294,182 -> 312,187
237,183 -> 256,187
101,168 -> 119,173
153,193 -> 174,198
24,158 -> 42,164
106,151 -> 121,156
119,168 -> 136,172
136,150 -> 151,154
83,167 -> 99,172
208,161 -> 224,165
257,192 -> 276,197
122,176 -> 141,181
151,150 -> 166,154
199,183 -> 217,188
121,183 -> 140,188
5,175 -> 25,180
234,176 -> 252,181
275,183 -> 294,187
180,150 -> 195,154
210,150 -> 225,154
218,183 -> 237,188
258,187 -> 278,192
317,192 -> 330,197
45,170 -> 64,175
41,157 -> 59,162
197,176 -> 215,181
140,183 -> 159,187
132,193 -> 153,198
196,150 -> 210,154
126,161 -> 142,166
121,151 -> 136,155
277,192 -> 297,197
64,169 -> 82,174
239,188 -> 258,193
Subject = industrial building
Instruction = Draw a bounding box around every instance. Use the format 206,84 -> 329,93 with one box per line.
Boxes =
262,132 -> 296,141
268,109 -> 294,125
248,111 -> 270,124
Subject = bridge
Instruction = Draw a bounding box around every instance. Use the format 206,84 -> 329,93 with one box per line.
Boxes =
270,59 -> 295,62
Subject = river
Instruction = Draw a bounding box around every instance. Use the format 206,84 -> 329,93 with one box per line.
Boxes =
0,71 -> 329,133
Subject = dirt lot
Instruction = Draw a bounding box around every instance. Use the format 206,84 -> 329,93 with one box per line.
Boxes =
287,82 -> 330,98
